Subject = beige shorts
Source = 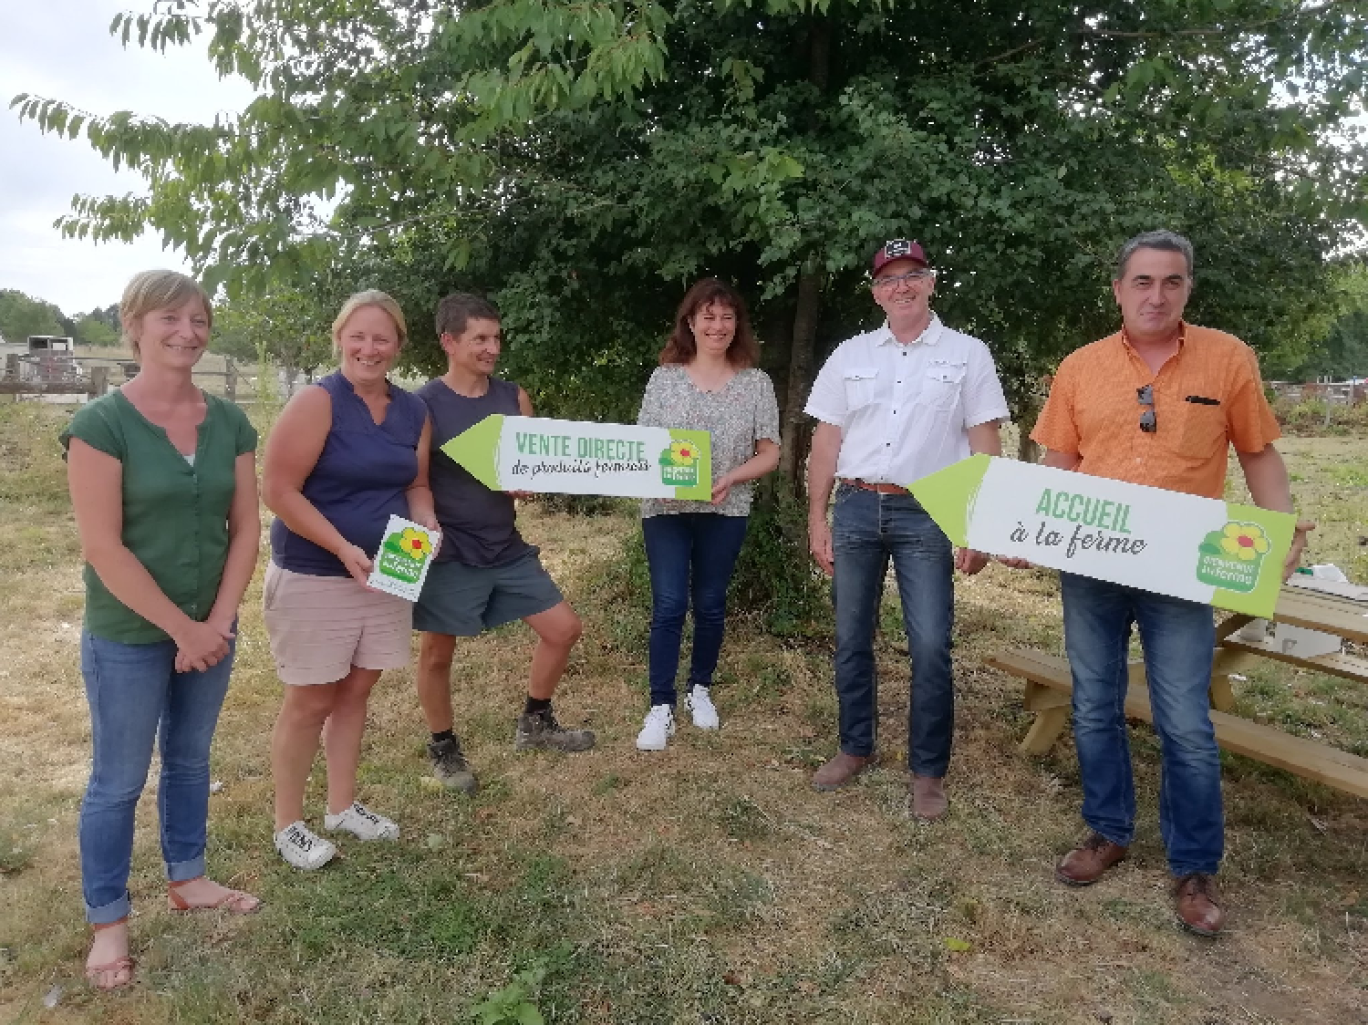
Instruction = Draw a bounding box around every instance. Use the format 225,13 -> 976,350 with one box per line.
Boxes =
262,562 -> 413,685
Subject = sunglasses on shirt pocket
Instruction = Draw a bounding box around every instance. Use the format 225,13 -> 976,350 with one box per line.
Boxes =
1136,387 -> 1221,432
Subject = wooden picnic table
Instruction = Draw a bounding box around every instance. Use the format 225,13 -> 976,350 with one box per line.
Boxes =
989,581 -> 1368,798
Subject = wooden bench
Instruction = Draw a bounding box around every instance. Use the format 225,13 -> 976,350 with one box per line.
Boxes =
988,591 -> 1368,800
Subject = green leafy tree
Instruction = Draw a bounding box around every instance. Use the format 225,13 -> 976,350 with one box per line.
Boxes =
0,289 -> 66,343
73,313 -> 120,346
1262,261 -> 1368,381
86,302 -> 121,333
213,285 -> 341,387
15,1 -> 1365,452
13,1 -> 1368,625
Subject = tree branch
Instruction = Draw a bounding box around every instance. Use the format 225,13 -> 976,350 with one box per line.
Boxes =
976,0 -> 1336,68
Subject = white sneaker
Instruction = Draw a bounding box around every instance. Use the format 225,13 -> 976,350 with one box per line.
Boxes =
324,801 -> 400,841
636,704 -> 676,751
274,821 -> 337,871
685,685 -> 720,730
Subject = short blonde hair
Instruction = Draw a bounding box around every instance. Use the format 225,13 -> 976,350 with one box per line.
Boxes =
332,290 -> 408,350
120,270 -> 213,357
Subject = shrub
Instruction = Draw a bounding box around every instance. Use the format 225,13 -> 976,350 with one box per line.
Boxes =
591,480 -> 831,641
728,481 -> 833,638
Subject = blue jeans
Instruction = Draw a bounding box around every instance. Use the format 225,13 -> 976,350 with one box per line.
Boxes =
1060,573 -> 1222,877
78,631 -> 235,923
831,485 -> 955,775
642,513 -> 749,706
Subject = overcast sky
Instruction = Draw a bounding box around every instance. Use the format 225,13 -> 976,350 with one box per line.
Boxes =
0,1 -> 256,315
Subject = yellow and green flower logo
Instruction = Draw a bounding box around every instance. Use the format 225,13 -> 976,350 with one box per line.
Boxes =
1218,522 -> 1270,562
659,438 -> 700,488
398,527 -> 432,560
1197,520 -> 1270,592
379,526 -> 435,583
668,440 -> 698,466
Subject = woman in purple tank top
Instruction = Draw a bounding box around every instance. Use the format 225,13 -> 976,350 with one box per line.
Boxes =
261,290 -> 436,870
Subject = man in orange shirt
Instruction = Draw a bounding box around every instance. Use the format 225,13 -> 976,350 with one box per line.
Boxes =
1031,230 -> 1312,936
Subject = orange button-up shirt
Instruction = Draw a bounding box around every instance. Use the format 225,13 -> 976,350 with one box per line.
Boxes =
1031,323 -> 1281,500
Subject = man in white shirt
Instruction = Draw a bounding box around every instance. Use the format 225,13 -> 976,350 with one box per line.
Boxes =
805,239 -> 1010,817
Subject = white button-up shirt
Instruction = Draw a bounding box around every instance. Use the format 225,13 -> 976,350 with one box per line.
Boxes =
804,315 -> 1009,486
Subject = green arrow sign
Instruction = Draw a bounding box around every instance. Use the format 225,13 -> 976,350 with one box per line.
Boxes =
441,415 -> 712,500
908,455 -> 1295,617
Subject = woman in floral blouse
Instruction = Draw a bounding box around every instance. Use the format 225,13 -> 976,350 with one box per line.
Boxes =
634,278 -> 780,751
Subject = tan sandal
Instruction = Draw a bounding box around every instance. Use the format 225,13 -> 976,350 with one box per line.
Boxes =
85,921 -> 135,992
85,956 -> 136,991
168,878 -> 262,914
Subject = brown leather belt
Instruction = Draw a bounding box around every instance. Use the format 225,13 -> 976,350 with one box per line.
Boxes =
839,478 -> 907,495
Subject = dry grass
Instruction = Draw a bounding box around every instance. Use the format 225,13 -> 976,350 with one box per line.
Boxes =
0,401 -> 1365,1024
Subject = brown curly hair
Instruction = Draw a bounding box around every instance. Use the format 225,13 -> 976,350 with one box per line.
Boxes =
659,278 -> 759,368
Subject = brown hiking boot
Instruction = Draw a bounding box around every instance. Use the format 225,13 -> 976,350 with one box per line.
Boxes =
1174,873 -> 1225,936
1055,832 -> 1128,886
428,735 -> 479,794
811,752 -> 876,791
909,774 -> 948,821
514,709 -> 595,752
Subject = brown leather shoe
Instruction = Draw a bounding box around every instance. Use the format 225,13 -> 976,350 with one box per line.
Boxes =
1174,873 -> 1225,936
909,774 -> 948,821
812,752 -> 875,791
1055,832 -> 1128,886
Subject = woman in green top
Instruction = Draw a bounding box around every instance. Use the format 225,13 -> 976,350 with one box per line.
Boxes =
62,271 -> 262,992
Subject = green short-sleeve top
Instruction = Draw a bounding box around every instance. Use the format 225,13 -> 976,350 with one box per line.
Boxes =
60,389 -> 258,643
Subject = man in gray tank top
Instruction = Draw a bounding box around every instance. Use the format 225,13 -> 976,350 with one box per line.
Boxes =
413,293 -> 594,793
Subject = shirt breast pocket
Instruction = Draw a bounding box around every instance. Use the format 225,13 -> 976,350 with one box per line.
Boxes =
843,368 -> 880,412
1177,397 -> 1227,459
924,360 -> 967,411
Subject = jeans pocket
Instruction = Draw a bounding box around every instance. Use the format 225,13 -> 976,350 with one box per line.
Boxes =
84,631 -> 160,670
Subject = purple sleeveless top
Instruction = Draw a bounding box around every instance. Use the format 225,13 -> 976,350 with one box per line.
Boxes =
270,372 -> 427,577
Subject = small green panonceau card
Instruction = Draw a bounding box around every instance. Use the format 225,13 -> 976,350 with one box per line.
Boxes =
440,415 -> 712,500
367,515 -> 441,601
908,455 -> 1296,617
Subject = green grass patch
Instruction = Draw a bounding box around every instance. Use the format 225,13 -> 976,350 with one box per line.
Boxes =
4,409 -> 1368,1024
1328,461 -> 1368,488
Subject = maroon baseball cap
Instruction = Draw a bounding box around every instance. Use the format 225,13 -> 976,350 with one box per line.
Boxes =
871,239 -> 929,275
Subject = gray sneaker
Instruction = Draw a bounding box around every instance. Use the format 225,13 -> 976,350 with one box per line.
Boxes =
427,736 -> 479,794
515,708 -> 595,752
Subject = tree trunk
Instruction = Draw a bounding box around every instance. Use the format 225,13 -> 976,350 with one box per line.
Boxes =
998,346 -> 1045,462
779,267 -> 822,494
807,13 -> 831,91
774,14 -> 833,496
1016,387 -> 1042,462
759,303 -> 794,411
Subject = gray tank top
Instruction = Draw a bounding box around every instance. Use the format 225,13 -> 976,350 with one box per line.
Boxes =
418,377 -> 533,568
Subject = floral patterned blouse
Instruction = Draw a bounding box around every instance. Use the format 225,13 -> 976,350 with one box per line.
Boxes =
636,365 -> 780,518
